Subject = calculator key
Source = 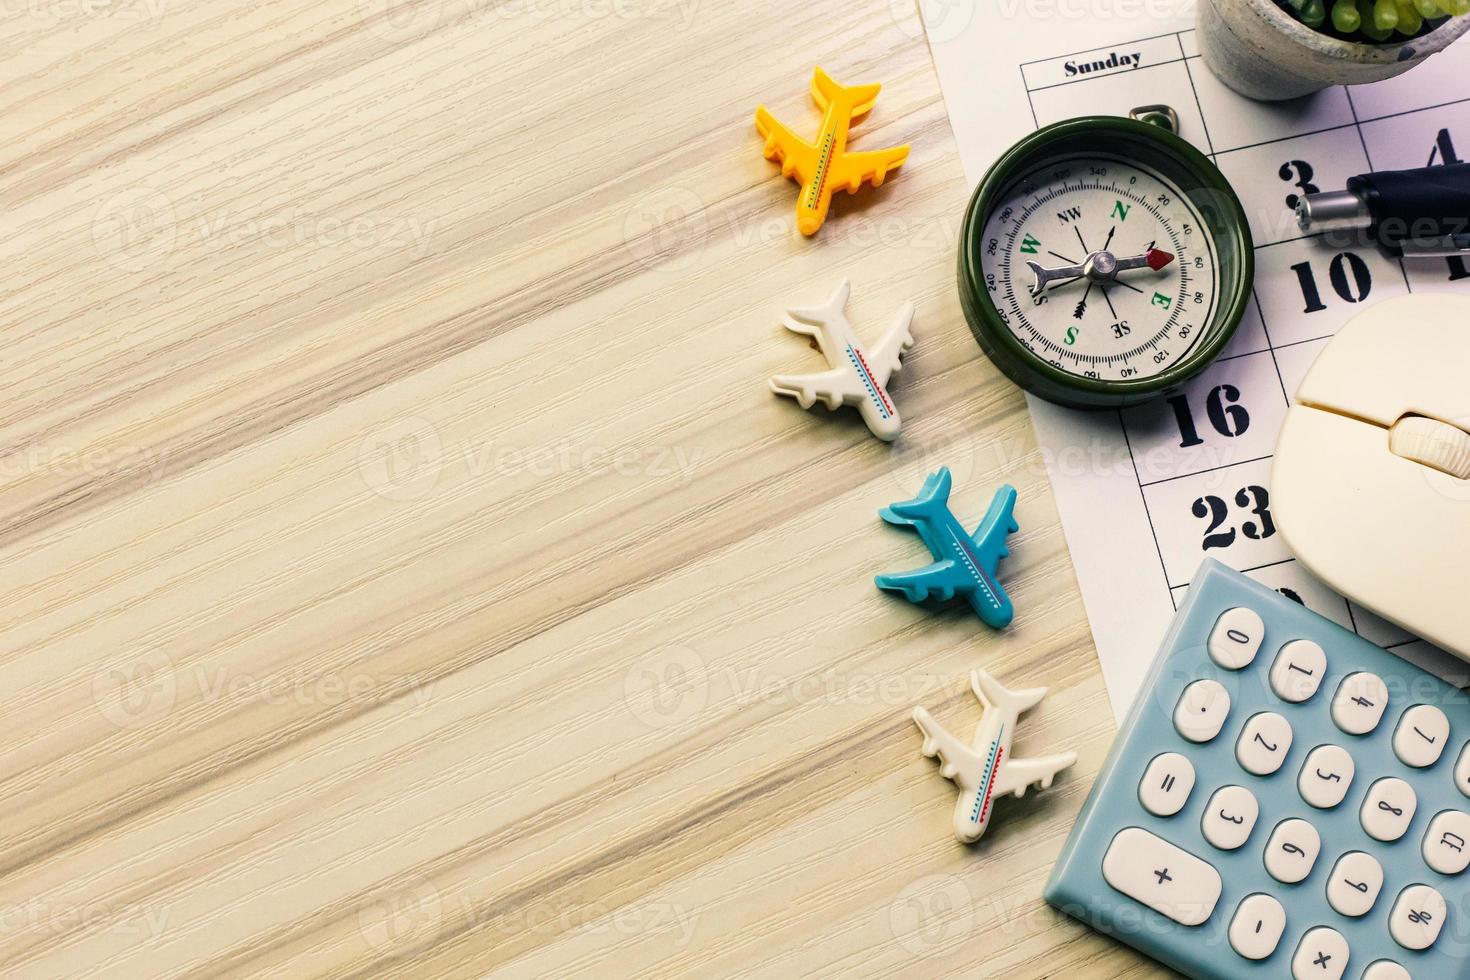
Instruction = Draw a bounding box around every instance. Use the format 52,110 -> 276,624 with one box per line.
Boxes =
1291,926 -> 1349,980
1332,673 -> 1389,735
1100,827 -> 1221,927
1326,851 -> 1383,917
1139,753 -> 1195,817
1361,962 -> 1410,980
1229,893 -> 1286,960
1264,818 -> 1320,883
1269,639 -> 1326,703
1389,884 -> 1446,951
1422,810 -> 1470,875
1202,785 -> 1258,850
1237,712 -> 1293,775
1361,778 -> 1417,842
1298,745 -> 1355,809
1209,607 -> 1264,669
1174,680 -> 1231,743
1393,704 -> 1449,768
1455,741 -> 1470,798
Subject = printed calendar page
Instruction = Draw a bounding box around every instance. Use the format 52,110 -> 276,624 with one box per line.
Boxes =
918,0 -> 1468,720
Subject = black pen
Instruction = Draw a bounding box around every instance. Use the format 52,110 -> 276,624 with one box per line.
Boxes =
1296,162 -> 1470,257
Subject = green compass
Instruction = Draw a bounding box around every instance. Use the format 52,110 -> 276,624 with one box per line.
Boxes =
959,107 -> 1253,408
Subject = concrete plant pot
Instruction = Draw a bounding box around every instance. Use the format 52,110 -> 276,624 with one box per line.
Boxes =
1199,0 -> 1470,100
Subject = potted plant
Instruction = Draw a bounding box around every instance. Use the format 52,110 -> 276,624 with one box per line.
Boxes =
1199,0 -> 1470,99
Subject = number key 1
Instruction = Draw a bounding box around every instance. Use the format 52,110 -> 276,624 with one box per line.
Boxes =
1269,639 -> 1325,703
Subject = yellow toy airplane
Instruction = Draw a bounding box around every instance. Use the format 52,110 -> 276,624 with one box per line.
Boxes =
755,67 -> 910,236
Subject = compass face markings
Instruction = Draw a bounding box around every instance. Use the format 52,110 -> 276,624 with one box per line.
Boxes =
979,154 -> 1219,382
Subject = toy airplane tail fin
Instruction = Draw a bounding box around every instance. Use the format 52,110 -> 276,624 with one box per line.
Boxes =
784,279 -> 851,335
972,669 -> 1046,716
880,467 -> 952,525
811,66 -> 882,116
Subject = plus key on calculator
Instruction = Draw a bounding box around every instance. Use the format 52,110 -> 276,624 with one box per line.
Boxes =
1047,559 -> 1470,979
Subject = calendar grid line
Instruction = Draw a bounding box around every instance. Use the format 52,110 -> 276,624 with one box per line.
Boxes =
1345,87 -> 1416,296
1254,233 -> 1328,250
1014,27 -> 1189,67
1177,34 -> 1217,158
1215,343 -> 1271,363
1211,123 -> 1358,157
1170,555 -> 1297,592
1138,453 -> 1274,489
1027,59 -> 1189,96
1248,290 -> 1291,407
1117,407 -> 1177,604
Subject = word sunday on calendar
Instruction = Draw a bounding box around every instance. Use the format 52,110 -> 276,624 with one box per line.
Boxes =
923,8 -> 1470,718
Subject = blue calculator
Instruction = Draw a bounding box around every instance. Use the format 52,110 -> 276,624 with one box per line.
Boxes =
1046,559 -> 1470,980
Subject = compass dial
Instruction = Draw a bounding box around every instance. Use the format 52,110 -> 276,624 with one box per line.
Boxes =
977,154 -> 1219,384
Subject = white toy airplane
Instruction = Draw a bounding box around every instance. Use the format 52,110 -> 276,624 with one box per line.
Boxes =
769,279 -> 915,441
914,669 -> 1077,844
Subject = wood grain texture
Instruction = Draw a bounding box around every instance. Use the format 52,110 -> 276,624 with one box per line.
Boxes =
0,0 -> 1166,976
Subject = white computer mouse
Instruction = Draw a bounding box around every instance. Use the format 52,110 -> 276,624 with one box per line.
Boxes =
1273,293 -> 1470,660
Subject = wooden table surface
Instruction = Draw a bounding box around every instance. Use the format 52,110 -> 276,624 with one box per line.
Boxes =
1,1 -> 1162,976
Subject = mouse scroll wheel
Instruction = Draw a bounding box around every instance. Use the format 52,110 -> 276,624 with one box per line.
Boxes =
1389,416 -> 1470,480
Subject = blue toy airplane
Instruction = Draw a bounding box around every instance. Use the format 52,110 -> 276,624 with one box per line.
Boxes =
875,468 -> 1019,629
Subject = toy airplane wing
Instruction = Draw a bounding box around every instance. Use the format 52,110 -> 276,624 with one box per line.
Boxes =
972,485 -> 1019,569
912,706 -> 982,787
769,365 -> 865,411
863,301 -> 916,388
994,752 -> 1079,798
829,145 -> 910,194
874,559 -> 968,603
754,106 -> 818,185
